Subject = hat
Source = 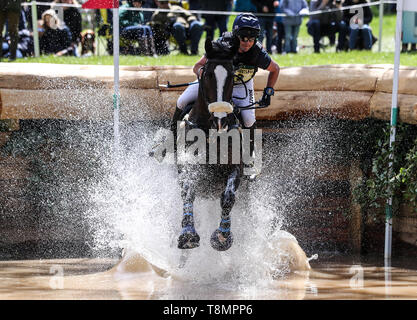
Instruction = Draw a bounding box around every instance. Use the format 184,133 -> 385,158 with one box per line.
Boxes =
232,13 -> 261,38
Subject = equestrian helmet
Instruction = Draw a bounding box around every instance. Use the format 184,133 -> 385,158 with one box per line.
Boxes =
232,13 -> 261,39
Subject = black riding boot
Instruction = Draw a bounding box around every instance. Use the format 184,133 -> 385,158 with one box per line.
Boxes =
243,122 -> 259,180
171,106 -> 183,134
170,106 -> 184,154
244,122 -> 257,158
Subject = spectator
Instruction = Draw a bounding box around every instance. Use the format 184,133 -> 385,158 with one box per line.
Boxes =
0,0 -> 22,61
149,0 -> 170,55
39,9 -> 74,56
251,0 -> 279,54
200,0 -> 230,40
188,0 -> 201,11
2,7 -> 34,60
272,1 -> 285,54
225,0 -> 233,25
333,0 -> 349,52
52,0 -> 82,56
387,3 -> 396,14
18,5 -> 29,31
95,8 -> 114,54
402,42 -> 416,53
142,0 -> 157,23
343,0 -> 373,50
2,29 -> 34,59
150,0 -> 203,55
26,0 -> 50,29
188,0 -> 202,20
119,0 -> 155,55
234,0 -> 257,12
280,0 -> 308,54
307,0 -> 347,53
80,29 -> 95,56
401,10 -> 416,53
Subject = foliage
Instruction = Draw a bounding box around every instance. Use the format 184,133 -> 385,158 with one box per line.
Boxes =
352,121 -> 417,218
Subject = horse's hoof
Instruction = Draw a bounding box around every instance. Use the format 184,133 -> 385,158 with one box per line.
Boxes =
178,226 -> 200,249
210,229 -> 233,251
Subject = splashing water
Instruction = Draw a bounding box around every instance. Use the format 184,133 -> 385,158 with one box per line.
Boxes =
82,118 -> 348,292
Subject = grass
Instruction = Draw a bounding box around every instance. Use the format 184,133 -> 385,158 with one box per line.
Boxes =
11,13 -> 417,67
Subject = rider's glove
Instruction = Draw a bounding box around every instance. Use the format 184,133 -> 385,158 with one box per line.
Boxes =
260,87 -> 274,107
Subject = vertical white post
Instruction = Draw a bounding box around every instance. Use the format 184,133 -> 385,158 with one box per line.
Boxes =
385,0 -> 403,260
113,4 -> 120,154
95,10 -> 100,56
378,0 -> 384,52
384,258 -> 392,298
31,0 -> 40,57
56,6 -> 64,23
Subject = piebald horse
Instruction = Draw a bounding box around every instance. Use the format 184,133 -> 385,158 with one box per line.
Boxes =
176,39 -> 244,251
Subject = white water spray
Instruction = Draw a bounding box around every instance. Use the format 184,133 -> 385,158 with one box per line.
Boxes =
83,119 -> 335,293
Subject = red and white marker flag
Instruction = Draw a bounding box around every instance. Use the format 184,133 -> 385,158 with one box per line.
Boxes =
82,0 -> 119,9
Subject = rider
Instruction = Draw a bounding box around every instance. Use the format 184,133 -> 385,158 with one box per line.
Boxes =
171,13 -> 280,133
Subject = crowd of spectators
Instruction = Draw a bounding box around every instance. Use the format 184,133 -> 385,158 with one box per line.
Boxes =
0,0 -> 413,61
1,0 -> 23,61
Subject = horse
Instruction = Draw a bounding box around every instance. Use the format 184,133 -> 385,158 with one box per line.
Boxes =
175,39 -> 245,252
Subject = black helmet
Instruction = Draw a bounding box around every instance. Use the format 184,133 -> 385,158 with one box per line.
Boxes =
232,13 -> 261,39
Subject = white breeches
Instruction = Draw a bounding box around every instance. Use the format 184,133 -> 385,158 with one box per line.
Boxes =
176,79 -> 256,128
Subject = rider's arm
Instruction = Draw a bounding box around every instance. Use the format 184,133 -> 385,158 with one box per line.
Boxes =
265,60 -> 280,89
193,55 -> 208,78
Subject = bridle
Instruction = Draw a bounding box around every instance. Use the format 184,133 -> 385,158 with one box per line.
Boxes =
198,59 -> 267,117
197,58 -> 235,108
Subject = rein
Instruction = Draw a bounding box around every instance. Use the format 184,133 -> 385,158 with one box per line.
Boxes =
198,60 -> 264,110
232,74 -> 248,100
160,57 -> 268,122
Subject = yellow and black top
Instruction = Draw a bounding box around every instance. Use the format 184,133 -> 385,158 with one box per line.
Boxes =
210,32 -> 271,85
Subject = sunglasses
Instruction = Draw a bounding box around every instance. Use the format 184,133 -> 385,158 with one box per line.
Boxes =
238,35 -> 256,43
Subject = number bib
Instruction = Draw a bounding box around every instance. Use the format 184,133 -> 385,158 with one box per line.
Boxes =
233,64 -> 257,84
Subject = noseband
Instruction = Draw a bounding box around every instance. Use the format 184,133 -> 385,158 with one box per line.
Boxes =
198,59 -> 235,108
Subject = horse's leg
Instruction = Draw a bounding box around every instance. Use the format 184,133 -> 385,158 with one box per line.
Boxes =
177,173 -> 200,249
210,166 -> 241,251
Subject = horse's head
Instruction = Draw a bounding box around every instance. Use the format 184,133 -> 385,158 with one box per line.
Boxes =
198,39 -> 237,131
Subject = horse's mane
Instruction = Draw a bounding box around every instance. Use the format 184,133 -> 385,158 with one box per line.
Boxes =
204,38 -> 237,61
